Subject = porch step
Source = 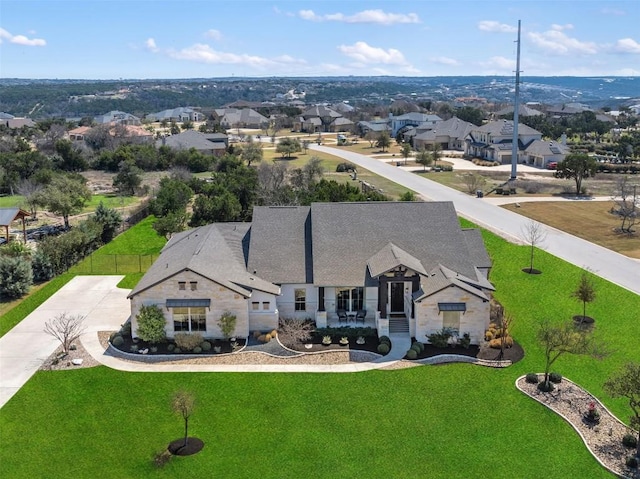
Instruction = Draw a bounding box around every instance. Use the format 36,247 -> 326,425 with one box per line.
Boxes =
389,316 -> 409,334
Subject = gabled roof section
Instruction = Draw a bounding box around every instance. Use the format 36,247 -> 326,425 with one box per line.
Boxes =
414,265 -> 492,302
157,130 -> 225,151
367,242 -> 427,278
474,120 -> 541,137
311,202 -> 481,286
0,208 -> 30,226
461,229 -> 492,269
247,206 -> 312,284
128,223 -> 279,298
524,139 -> 570,157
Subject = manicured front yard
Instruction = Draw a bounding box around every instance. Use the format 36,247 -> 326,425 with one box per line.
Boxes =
0,218 -> 637,478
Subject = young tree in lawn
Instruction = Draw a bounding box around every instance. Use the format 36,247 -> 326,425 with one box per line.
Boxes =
537,319 -> 608,390
276,137 -> 301,159
521,219 -> 546,274
401,142 -> 412,165
43,313 -> 86,355
43,174 -> 92,229
376,131 -> 391,152
135,305 -> 167,344
364,131 -> 378,148
172,390 -> 195,448
415,147 -> 432,171
604,362 -> 640,457
431,143 -> 442,167
611,176 -> 638,234
571,270 -> 597,325
555,153 -> 598,195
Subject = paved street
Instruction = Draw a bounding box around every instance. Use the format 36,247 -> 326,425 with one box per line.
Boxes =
312,144 -> 640,296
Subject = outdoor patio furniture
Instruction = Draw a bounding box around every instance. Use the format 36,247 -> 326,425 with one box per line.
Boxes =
337,309 -> 348,323
355,310 -> 366,324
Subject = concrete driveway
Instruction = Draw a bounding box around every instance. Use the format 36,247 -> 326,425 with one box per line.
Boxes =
0,276 -> 130,408
312,144 -> 640,296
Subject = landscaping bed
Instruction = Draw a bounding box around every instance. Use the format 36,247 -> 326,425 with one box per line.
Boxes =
110,331 -> 246,356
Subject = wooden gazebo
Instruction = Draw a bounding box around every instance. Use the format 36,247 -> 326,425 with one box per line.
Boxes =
0,208 -> 31,244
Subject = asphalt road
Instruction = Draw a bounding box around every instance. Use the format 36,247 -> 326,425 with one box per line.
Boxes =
312,144 -> 640,296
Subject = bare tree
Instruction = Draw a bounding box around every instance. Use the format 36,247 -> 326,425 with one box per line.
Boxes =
611,176 -> 638,234
521,219 -> 546,273
16,179 -> 44,219
172,391 -> 195,448
498,313 -> 513,360
278,317 -> 314,345
43,313 -> 86,354
463,173 -> 486,195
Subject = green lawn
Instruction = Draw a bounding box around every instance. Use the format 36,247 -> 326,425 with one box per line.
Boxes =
0,218 -> 637,477
0,195 -> 24,208
93,215 -> 166,255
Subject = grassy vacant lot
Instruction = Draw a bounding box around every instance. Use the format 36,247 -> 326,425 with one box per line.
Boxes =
1,218 -> 638,478
502,201 -> 640,259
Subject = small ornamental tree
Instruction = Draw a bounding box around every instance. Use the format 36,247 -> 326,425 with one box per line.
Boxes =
135,305 -> 167,344
218,311 -> 237,340
376,131 -> 391,152
521,219 -> 546,274
604,362 -> 640,457
401,142 -> 412,165
415,148 -> 432,171
43,313 -> 86,354
172,391 -> 195,449
571,270 -> 597,325
555,153 -> 597,195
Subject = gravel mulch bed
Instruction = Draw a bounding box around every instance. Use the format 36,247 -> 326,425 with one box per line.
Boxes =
40,341 -> 102,371
517,374 -> 639,479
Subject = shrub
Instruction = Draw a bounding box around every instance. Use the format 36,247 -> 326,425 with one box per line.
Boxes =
622,434 -> 638,448
525,373 -> 539,384
410,343 -> 421,353
549,372 -> 563,384
379,335 -> 391,344
537,381 -> 554,392
265,333 -> 272,342
0,256 -> 33,298
135,305 -> 167,344
253,330 -> 261,338
257,334 -> 268,343
459,333 -> 471,349
200,341 -> 212,352
31,249 -> 54,282
193,346 -> 202,354
150,346 -> 158,353
626,456 -> 638,468
377,343 -> 390,354
167,343 -> 175,352
413,341 -> 424,352
336,162 -> 355,172
270,329 -> 277,337
406,349 -> 417,360
485,331 -> 494,341
130,344 -> 138,352
174,333 -> 203,351
111,335 -> 124,347
427,329 -> 451,348
278,318 -> 315,344
173,348 -> 181,354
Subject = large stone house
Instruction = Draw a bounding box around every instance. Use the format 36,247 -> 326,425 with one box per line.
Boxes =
128,202 -> 494,345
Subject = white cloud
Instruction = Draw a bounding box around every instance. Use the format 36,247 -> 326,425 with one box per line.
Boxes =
429,56 -> 461,66
204,29 -> 222,41
145,38 -> 159,52
0,27 -> 46,46
601,8 -> 626,16
614,38 -> 640,54
527,29 -> 598,55
338,41 -> 409,65
479,56 -> 515,73
299,9 -> 419,25
273,54 -> 307,64
615,68 -> 640,76
477,21 -> 517,33
550,24 -> 573,31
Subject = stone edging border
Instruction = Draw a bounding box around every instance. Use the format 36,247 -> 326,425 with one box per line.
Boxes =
419,354 -> 512,367
515,374 -> 633,479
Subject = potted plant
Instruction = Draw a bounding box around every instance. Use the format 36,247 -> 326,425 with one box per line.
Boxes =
339,337 -> 349,346
356,336 -> 365,345
322,335 -> 332,346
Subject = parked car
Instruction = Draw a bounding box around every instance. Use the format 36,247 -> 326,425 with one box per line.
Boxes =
546,161 -> 558,170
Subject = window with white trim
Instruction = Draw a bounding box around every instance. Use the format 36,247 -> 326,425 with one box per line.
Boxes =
294,289 -> 306,311
173,307 -> 206,332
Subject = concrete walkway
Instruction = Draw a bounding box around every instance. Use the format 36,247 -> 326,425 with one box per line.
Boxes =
312,144 -> 640,296
0,276 -> 129,408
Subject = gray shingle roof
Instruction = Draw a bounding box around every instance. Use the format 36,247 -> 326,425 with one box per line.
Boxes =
474,120 -> 541,137
128,223 -> 279,298
524,139 -> 570,157
414,117 -> 475,142
461,229 -> 492,269
367,243 -> 427,278
157,130 -> 226,151
310,202 -> 481,286
247,206 -> 312,284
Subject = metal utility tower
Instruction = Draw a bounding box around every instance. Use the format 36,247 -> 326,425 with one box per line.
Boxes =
511,20 -> 522,181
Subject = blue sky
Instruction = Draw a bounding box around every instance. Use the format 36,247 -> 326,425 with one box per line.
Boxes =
1,0 -> 639,79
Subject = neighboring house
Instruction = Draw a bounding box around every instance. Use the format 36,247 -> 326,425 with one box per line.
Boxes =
390,112 -> 442,138
69,123 -> 153,144
68,126 -> 92,141
357,120 -> 392,137
413,117 -> 476,151
94,110 -> 141,126
523,140 -> 571,168
2,117 -> 36,129
494,104 -> 543,118
464,120 -> 543,164
158,130 -> 228,156
215,108 -> 268,130
128,202 -> 494,344
147,107 -> 204,123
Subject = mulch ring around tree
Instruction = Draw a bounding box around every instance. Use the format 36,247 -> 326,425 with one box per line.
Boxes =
168,437 -> 204,456
573,315 -> 595,329
522,267 -> 542,274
